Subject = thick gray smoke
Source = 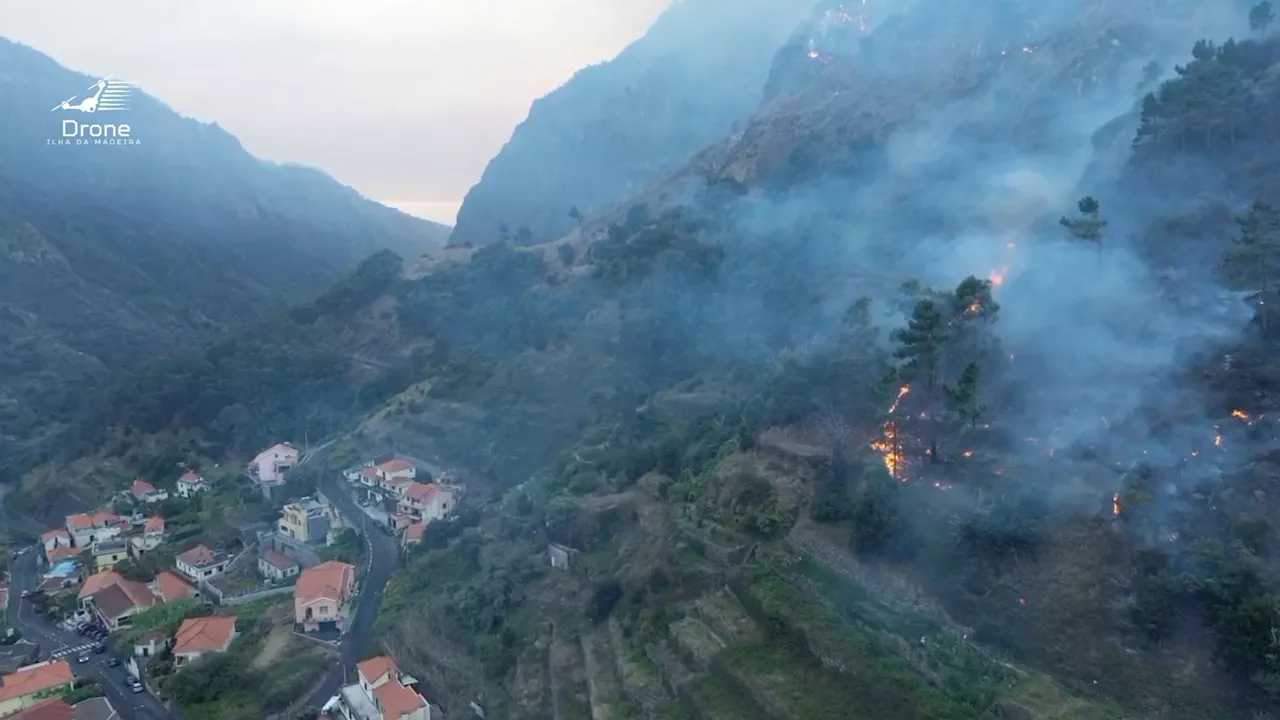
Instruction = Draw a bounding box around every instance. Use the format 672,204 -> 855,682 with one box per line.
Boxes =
643,0 -> 1262,517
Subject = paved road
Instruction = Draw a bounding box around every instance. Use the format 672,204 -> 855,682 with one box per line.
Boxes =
7,552 -> 176,720
304,465 -> 401,710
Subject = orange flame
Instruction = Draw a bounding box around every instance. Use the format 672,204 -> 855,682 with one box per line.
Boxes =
987,242 -> 1017,288
870,385 -> 911,479
1215,435 -> 1223,447
1232,409 -> 1250,420
1112,493 -> 1121,516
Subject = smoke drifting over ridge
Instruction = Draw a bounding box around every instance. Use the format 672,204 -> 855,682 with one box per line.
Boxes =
616,0 -> 1263,517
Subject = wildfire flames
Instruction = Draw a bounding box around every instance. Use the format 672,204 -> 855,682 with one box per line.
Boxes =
1112,492 -> 1121,516
987,241 -> 1017,288
871,385 -> 911,478
1232,409 -> 1251,421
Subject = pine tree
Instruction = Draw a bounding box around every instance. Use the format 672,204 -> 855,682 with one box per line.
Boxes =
1224,201 -> 1280,332
893,298 -> 949,462
1251,2 -> 1275,37
945,362 -> 985,431
1060,196 -> 1107,268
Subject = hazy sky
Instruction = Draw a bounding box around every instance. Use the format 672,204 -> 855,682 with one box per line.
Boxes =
0,0 -> 671,225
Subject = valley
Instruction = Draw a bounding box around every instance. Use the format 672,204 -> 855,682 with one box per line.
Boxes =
8,0 -> 1280,718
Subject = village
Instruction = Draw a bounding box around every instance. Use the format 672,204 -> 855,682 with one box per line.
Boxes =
0,442 -> 463,720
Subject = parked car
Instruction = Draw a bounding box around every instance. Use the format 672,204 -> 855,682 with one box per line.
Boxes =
131,683 -> 145,694
107,657 -> 119,667
76,655 -> 88,664
93,643 -> 105,654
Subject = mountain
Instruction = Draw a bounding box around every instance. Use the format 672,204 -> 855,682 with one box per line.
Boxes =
34,1 -> 1280,718
0,38 -> 449,469
446,0 -> 813,248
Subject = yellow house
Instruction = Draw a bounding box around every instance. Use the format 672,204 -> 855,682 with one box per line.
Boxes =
0,659 -> 75,716
93,538 -> 130,572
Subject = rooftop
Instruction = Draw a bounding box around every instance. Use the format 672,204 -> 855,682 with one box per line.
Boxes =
144,516 -> 165,534
0,660 -> 74,701
46,547 -> 80,565
286,497 -> 327,514
70,696 -> 118,720
130,480 -> 156,499
176,544 -> 223,568
339,683 -> 381,720
91,580 -> 156,620
296,560 -> 355,604
77,571 -> 124,601
260,550 -> 298,572
356,655 -> 399,685
153,571 -> 196,602
173,616 -> 237,655
178,471 -> 202,483
92,538 -> 128,554
375,459 -> 414,474
41,529 -> 69,542
64,514 -> 92,532
10,697 -> 73,720
373,677 -> 427,719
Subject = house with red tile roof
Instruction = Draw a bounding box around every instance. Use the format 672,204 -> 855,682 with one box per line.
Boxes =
174,544 -> 228,582
77,571 -> 157,630
175,471 -> 207,499
44,546 -> 79,566
63,508 -> 124,549
0,660 -> 75,716
151,571 -> 197,604
258,550 -> 299,582
9,697 -> 73,720
295,561 -> 356,633
401,522 -> 427,552
333,655 -> 429,720
40,528 -> 70,553
397,483 -> 456,523
172,616 -> 238,666
130,479 -> 167,504
129,517 -> 166,559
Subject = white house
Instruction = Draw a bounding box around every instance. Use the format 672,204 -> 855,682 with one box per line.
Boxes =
64,508 -> 126,548
173,616 -> 238,667
176,471 -> 208,498
175,544 -> 229,581
374,459 -> 416,484
130,517 -> 166,558
130,479 -> 168,504
397,483 -> 456,523
41,528 -> 72,555
250,443 -> 300,487
333,655 -> 430,720
258,550 -> 300,582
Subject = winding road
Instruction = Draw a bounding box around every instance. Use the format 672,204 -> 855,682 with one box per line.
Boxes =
301,451 -> 402,711
3,525 -> 177,719
0,446 -> 405,717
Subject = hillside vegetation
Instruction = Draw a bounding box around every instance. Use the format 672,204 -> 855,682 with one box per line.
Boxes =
0,38 -> 448,476
31,1 -> 1280,718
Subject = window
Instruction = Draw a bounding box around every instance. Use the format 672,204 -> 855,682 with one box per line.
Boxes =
318,605 -> 329,615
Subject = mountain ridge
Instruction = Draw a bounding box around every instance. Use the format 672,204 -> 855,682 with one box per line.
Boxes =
0,37 -> 449,472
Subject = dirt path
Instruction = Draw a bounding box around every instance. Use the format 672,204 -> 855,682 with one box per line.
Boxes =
251,623 -> 292,669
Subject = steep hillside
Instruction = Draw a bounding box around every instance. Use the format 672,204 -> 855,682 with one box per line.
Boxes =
41,1 -> 1280,718
446,0 -> 812,248
0,38 -> 449,471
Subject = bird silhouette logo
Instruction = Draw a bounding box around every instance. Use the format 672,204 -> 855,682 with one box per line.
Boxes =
51,77 -> 137,113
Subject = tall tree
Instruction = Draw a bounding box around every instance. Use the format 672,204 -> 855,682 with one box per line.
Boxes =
1060,196 -> 1107,268
1224,201 -> 1280,332
945,362 -> 985,431
1252,1 -> 1275,37
893,298 -> 949,462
